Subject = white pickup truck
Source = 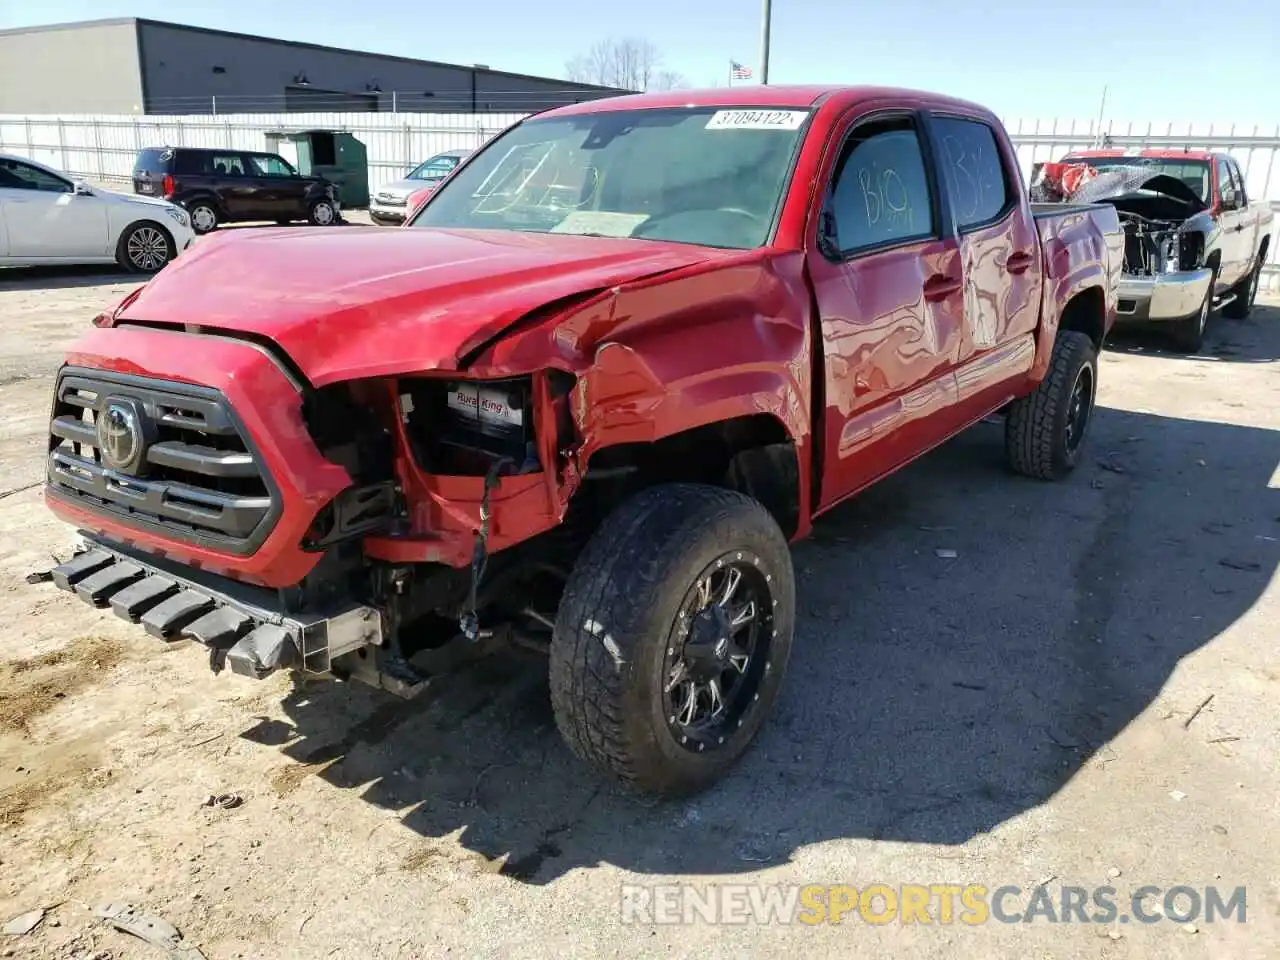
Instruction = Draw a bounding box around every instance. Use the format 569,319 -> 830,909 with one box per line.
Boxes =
1031,149 -> 1274,351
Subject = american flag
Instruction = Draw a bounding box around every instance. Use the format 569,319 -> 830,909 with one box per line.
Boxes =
730,60 -> 753,80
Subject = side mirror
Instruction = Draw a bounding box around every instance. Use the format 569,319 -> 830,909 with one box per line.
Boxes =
74,182 -> 94,197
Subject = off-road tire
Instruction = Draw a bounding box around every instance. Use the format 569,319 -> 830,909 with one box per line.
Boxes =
1222,259 -> 1262,320
549,483 -> 796,798
1005,330 -> 1098,481
1171,278 -> 1214,353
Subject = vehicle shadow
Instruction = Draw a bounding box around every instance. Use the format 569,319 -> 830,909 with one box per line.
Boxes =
0,264 -> 138,292
1105,300 -> 1280,363
255,326 -> 1279,885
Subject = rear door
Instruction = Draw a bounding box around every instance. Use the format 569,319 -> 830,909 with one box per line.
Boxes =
207,152 -> 257,220
807,106 -> 966,508
1228,156 -> 1262,275
924,113 -> 1041,416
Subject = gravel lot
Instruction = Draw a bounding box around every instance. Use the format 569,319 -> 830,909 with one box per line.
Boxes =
1,238 -> 1277,959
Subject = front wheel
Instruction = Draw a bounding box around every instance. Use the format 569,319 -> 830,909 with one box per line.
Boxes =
308,199 -> 337,226
550,484 -> 796,798
1005,330 -> 1098,481
1171,279 -> 1213,353
116,222 -> 175,274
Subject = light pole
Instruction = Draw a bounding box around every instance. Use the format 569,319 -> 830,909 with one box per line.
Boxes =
759,0 -> 772,84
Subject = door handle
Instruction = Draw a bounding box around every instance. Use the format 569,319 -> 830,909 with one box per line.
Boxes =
1233,224 -> 1245,232
923,273 -> 962,302
1006,250 -> 1035,273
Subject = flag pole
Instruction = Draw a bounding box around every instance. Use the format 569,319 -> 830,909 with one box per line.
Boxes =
759,0 -> 772,84
728,59 -> 733,87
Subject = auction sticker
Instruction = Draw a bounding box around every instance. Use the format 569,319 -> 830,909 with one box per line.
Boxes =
705,109 -> 808,130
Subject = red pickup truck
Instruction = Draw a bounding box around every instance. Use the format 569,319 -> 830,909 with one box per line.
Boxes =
40,86 -> 1122,797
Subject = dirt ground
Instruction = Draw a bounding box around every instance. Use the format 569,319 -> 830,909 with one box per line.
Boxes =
0,248 -> 1277,959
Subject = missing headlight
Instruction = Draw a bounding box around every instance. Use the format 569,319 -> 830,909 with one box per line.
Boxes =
400,376 -> 539,476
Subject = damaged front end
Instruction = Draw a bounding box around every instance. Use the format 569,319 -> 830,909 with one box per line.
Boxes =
1033,162 -> 1213,323
1113,207 -> 1212,324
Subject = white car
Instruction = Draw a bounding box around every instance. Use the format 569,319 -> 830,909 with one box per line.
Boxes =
0,153 -> 195,273
369,149 -> 471,226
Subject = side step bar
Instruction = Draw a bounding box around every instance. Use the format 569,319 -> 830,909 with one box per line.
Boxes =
47,542 -> 383,684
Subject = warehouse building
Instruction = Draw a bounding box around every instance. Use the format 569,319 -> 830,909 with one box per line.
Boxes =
0,18 -> 628,115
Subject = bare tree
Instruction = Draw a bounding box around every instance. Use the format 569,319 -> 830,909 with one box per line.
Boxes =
650,70 -> 689,91
566,38 -> 687,92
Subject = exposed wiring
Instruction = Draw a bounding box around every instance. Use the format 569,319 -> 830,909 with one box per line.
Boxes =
459,456 -> 513,641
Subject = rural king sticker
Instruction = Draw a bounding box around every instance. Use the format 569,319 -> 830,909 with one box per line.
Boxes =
705,109 -> 808,131
447,383 -> 523,427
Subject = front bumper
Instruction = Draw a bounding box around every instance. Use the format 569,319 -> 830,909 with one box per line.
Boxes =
1115,267 -> 1214,324
369,203 -> 407,224
48,536 -> 383,683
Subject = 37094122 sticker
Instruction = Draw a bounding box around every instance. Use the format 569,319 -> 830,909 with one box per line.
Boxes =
704,110 -> 809,131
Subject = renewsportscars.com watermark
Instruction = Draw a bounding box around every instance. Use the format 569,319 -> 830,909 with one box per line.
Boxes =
620,883 -> 1247,927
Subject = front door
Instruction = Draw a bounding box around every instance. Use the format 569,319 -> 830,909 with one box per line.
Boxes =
248,153 -> 307,219
807,109 -> 966,510
0,158 -> 107,258
1214,157 -> 1247,290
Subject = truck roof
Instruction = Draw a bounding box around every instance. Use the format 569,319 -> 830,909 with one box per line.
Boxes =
538,84 -> 994,119
1064,149 -> 1218,162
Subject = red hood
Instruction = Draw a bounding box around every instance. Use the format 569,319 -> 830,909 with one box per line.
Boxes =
119,227 -> 728,385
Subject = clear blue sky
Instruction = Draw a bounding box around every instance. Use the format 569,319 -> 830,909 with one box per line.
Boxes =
3,0 -> 1276,124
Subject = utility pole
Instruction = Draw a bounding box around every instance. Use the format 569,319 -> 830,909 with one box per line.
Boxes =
1094,84 -> 1108,146
759,0 -> 772,84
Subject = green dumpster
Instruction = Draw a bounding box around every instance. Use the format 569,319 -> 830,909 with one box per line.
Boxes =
266,130 -> 370,209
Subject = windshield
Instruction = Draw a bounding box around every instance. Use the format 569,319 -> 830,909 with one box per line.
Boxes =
408,156 -> 460,181
410,106 -> 811,249
1067,157 -> 1211,202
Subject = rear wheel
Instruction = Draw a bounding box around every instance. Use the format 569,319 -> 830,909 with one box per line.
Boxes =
116,222 -> 175,274
550,483 -> 795,798
1005,330 -> 1098,480
1222,259 -> 1262,320
188,202 -> 218,234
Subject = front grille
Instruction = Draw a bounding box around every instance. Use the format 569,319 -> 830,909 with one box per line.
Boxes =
377,193 -> 407,207
46,369 -> 280,554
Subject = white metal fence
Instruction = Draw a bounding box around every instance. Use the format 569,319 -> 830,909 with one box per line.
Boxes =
3,110 -> 1278,278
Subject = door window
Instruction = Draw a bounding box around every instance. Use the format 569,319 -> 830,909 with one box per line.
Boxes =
1217,159 -> 1239,209
826,117 -> 936,256
211,154 -> 247,177
931,117 -> 1012,230
1227,157 -> 1248,205
0,158 -> 72,192
249,155 -> 297,177
173,151 -> 207,175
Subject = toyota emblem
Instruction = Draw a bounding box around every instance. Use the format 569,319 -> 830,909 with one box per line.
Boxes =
97,399 -> 146,473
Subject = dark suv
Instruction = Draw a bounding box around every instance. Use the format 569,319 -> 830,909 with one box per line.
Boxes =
132,147 -> 341,234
